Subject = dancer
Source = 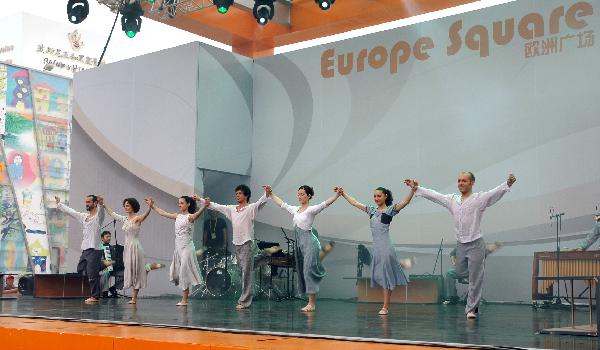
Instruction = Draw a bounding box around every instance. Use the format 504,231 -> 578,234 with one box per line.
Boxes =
146,195 -> 209,306
195,185 -> 268,310
99,197 -> 163,304
265,185 -> 339,312
575,214 -> 600,251
337,185 -> 416,315
55,195 -> 105,303
406,172 -> 516,319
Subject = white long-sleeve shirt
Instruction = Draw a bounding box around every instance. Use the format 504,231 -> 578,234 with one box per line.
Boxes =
415,182 -> 511,243
57,203 -> 105,250
200,193 -> 268,245
279,201 -> 328,231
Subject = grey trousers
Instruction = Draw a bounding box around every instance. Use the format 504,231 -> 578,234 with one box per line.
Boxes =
455,238 -> 486,314
235,241 -> 254,307
77,248 -> 102,298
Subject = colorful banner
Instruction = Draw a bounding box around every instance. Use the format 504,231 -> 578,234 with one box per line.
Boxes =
30,71 -> 72,272
0,64 -> 30,273
3,66 -> 49,273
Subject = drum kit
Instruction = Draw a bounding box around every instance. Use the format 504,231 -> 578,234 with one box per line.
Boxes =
194,248 -> 241,298
192,242 -> 296,299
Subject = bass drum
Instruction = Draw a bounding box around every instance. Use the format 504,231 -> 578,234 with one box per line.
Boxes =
206,265 -> 241,297
206,267 -> 230,297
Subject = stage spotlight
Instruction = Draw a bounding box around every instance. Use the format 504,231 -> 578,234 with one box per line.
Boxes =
214,0 -> 234,14
253,0 -> 274,25
67,0 -> 90,24
121,1 -> 144,38
315,0 -> 335,10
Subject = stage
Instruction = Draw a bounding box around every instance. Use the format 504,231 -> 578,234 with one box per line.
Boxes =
0,297 -> 597,350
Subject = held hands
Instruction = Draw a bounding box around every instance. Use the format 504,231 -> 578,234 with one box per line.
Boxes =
97,196 -> 104,206
404,179 -> 418,190
192,194 -> 202,202
334,186 -> 344,195
263,185 -> 272,197
507,174 -> 517,187
54,196 -> 61,204
144,197 -> 154,207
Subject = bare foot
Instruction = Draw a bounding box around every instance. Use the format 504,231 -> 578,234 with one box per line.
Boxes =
128,299 -> 137,304
301,304 -> 316,312
236,304 -> 249,310
148,263 -> 165,270
400,256 -> 416,269
176,301 -> 188,306
319,241 -> 335,261
84,297 -> 99,303
485,242 -> 502,255
378,308 -> 388,315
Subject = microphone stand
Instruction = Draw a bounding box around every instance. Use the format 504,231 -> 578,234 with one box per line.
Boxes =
277,227 -> 305,302
550,207 -> 565,304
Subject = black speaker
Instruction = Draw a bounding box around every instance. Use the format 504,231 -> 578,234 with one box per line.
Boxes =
18,275 -> 34,295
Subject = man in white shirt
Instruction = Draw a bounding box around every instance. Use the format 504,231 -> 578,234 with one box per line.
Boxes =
196,184 -> 268,309
405,172 -> 516,319
56,194 -> 105,303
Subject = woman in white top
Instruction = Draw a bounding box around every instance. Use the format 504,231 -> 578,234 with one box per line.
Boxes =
146,195 -> 209,306
266,185 -> 340,312
99,196 -> 161,304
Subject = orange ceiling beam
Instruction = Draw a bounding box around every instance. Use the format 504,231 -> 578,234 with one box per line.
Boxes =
143,0 -> 479,58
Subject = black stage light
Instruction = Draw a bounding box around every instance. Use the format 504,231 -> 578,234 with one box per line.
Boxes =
315,0 -> 335,10
67,0 -> 90,24
253,0 -> 274,25
214,0 -> 234,14
121,1 -> 144,38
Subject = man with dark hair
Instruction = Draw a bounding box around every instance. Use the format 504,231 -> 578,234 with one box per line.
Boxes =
195,184 -> 269,310
56,194 -> 105,303
406,172 -> 516,319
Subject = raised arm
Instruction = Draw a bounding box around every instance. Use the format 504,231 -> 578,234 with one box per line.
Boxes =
407,179 -> 453,210
479,174 -> 516,208
145,197 -> 177,220
136,202 -> 152,224
98,197 -> 125,222
253,189 -> 269,211
324,189 -> 341,206
55,196 -> 85,222
337,187 -> 367,212
266,186 -> 284,207
193,193 -> 230,219
394,186 -> 417,212
189,198 -> 210,223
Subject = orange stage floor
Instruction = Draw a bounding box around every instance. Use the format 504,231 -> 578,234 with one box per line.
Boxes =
0,316 -> 457,350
